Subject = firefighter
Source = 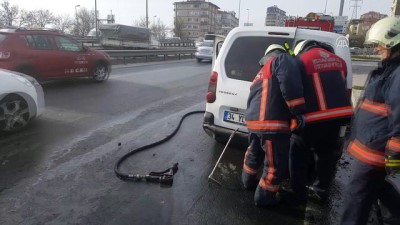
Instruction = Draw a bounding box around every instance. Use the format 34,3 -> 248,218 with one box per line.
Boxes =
341,17 -> 400,225
242,44 -> 306,206
289,40 -> 353,204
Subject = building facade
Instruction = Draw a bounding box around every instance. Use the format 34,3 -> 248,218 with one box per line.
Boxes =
392,0 -> 400,16
216,11 -> 239,36
173,0 -> 220,39
360,11 -> 387,26
333,16 -> 348,34
265,5 -> 287,26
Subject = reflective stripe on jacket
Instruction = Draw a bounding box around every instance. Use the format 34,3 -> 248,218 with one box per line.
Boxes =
348,57 -> 400,167
245,53 -> 305,134
297,48 -> 352,124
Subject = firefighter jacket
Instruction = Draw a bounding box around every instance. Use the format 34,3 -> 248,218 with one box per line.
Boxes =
297,47 -> 353,125
347,56 -> 400,168
245,53 -> 306,134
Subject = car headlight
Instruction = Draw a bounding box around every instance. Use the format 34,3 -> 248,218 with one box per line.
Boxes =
12,74 -> 41,87
23,76 -> 41,87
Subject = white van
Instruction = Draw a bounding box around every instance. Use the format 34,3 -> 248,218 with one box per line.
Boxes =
203,26 -> 352,143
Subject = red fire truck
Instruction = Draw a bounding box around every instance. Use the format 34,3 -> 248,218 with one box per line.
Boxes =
285,13 -> 334,32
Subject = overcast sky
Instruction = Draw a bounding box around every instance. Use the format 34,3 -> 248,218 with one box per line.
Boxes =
8,0 -> 394,27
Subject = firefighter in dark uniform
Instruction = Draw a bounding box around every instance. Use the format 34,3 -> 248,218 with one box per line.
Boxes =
242,44 -> 306,206
289,40 -> 353,204
341,17 -> 400,225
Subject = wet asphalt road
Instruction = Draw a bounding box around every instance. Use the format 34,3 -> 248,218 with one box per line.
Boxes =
0,59 -> 376,225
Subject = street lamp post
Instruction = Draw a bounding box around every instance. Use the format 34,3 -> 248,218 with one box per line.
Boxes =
246,9 -> 249,24
146,0 -> 149,28
153,15 -> 157,26
75,5 -> 80,35
238,0 -> 241,26
95,0 -> 98,39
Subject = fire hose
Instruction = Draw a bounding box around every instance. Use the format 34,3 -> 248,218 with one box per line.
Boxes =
114,110 -> 206,186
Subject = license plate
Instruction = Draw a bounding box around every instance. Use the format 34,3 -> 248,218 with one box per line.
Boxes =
223,111 -> 245,125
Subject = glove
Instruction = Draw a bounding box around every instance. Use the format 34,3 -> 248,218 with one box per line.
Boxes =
291,115 -> 305,133
386,156 -> 400,193
386,156 -> 400,175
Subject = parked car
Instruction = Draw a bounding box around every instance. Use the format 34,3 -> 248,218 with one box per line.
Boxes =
203,27 -> 352,143
0,69 -> 44,132
195,40 -> 214,63
195,41 -> 203,47
0,28 -> 111,82
350,47 -> 361,54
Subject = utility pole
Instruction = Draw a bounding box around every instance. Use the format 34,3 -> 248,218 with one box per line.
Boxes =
146,0 -> 149,28
339,0 -> 345,16
350,0 -> 362,19
324,0 -> 328,14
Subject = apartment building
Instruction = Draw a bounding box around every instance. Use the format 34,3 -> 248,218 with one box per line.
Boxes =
173,0 -> 220,39
217,11 -> 239,36
265,5 -> 287,27
360,11 -> 387,26
392,0 -> 400,16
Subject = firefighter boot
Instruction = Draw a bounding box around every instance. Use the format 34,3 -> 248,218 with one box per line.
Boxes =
254,185 -> 280,207
242,170 -> 258,190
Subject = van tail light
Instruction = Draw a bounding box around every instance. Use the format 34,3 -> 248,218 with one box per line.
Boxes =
0,51 -> 10,59
206,71 -> 218,103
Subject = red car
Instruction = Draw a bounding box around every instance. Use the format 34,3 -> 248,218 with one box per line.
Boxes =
0,28 -> 111,82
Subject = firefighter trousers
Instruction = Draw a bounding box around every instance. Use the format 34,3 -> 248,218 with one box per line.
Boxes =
340,159 -> 400,225
289,121 -> 342,203
242,133 -> 290,206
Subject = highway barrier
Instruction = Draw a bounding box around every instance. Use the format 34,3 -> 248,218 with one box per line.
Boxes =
99,49 -> 196,64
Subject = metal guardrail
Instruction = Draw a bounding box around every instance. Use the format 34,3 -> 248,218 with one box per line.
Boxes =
75,37 -> 99,44
99,49 -> 197,64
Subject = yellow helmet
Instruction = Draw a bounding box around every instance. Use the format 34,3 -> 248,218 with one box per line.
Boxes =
365,17 -> 400,48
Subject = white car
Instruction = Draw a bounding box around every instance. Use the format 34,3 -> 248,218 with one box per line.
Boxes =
203,27 -> 352,143
0,69 -> 45,132
195,40 -> 214,62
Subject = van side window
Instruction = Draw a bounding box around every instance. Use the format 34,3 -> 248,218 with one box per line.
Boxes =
54,36 -> 82,52
224,37 -> 294,82
23,35 -> 54,50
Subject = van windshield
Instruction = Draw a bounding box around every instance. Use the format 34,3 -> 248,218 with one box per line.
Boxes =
224,36 -> 294,82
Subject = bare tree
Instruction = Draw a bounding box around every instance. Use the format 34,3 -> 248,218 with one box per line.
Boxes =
33,9 -> 55,27
75,8 -> 96,37
18,9 -> 35,27
53,14 -> 73,33
150,18 -> 167,40
133,17 -> 147,27
173,18 -> 184,38
0,0 -> 19,27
